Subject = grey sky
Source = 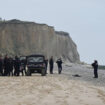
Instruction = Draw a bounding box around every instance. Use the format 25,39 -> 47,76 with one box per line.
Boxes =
0,0 -> 105,64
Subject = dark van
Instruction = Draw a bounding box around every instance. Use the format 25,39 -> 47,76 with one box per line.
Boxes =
26,55 -> 46,76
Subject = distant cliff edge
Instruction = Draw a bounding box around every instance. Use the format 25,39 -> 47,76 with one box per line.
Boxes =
0,19 -> 80,63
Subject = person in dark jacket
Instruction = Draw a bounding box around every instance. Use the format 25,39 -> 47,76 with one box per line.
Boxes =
14,56 -> 20,76
49,56 -> 54,74
45,58 -> 48,74
8,57 -> 14,76
4,55 -> 10,76
92,60 -> 98,78
56,58 -> 63,74
0,55 -> 3,76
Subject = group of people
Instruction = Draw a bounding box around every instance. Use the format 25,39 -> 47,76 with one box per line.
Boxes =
0,55 -> 26,76
49,57 -> 99,78
48,58 -> 99,78
0,54 -> 98,78
0,55 -> 63,76
45,56 -> 63,74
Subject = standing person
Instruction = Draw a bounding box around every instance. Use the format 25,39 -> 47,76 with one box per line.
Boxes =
92,60 -> 98,78
56,58 -> 63,74
4,55 -> 10,76
14,56 -> 20,76
45,58 -> 48,74
20,58 -> 27,76
8,57 -> 14,76
49,56 -> 54,74
0,55 -> 3,76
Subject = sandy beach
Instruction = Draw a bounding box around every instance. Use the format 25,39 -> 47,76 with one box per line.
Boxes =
0,63 -> 105,105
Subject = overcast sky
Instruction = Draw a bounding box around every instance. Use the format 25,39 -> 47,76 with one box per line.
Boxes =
0,0 -> 105,64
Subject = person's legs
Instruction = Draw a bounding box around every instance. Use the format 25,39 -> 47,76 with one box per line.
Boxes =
50,65 -> 53,74
94,69 -> 98,78
14,67 -> 18,76
24,69 -> 27,76
58,67 -> 61,74
46,65 -> 48,73
22,70 -> 24,76
58,68 -> 60,74
5,70 -> 8,76
97,71 -> 98,78
14,70 -> 16,76
45,67 -> 47,74
50,65 -> 52,74
12,70 -> 14,76
61,65 -> 62,71
0,69 -> 3,76
10,70 -> 12,76
51,66 -> 53,74
8,70 -> 10,76
0,71 -> 2,76
17,70 -> 19,76
95,70 -> 98,78
94,69 -> 96,77
4,69 -> 6,76
60,67 -> 62,74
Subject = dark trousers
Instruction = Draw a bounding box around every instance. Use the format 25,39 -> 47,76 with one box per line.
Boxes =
45,67 -> 47,74
45,65 -> 48,74
0,69 -> 3,76
14,68 -> 19,76
19,69 -> 26,76
58,66 -> 62,74
50,65 -> 53,74
94,69 -> 98,78
4,69 -> 9,76
20,66 -> 26,76
19,70 -> 24,76
9,70 -> 14,76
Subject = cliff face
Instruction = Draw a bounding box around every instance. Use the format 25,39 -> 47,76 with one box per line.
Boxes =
55,31 -> 80,62
0,20 -> 80,62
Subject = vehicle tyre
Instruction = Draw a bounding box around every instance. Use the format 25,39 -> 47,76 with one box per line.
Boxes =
26,69 -> 31,76
41,69 -> 46,76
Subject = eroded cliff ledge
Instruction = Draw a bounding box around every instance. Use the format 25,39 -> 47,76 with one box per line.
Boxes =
0,19 -> 80,62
